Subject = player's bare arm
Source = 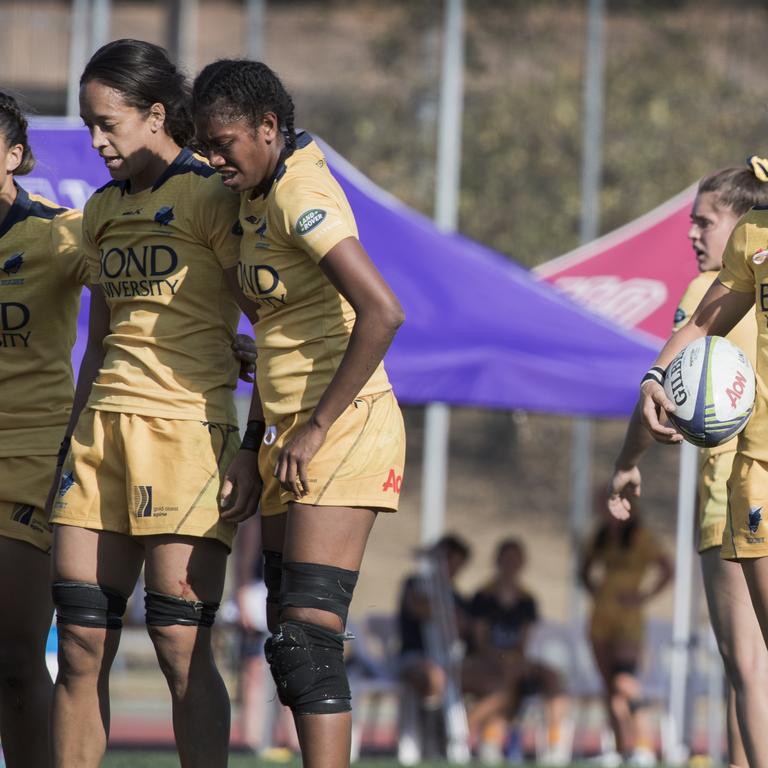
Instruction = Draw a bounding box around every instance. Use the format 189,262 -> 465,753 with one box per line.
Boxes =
45,285 -> 109,514
274,235 -> 404,497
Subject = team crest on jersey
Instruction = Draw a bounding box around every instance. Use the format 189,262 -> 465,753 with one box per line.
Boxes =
245,216 -> 268,237
753,248 -> 768,265
1,252 -> 23,275
154,206 -> 175,226
11,503 -> 34,525
295,209 -> 326,235
133,485 -> 153,517
58,471 -> 75,497
749,506 -> 763,533
673,307 -> 685,325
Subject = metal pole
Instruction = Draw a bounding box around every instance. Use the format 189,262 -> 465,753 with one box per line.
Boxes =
177,0 -> 199,73
571,0 -> 605,627
246,0 -> 266,61
421,0 -> 465,550
67,0 -> 90,118
666,440 -> 697,765
90,0 -> 111,51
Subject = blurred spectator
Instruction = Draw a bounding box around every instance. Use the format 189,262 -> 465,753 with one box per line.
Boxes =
232,516 -> 298,756
465,538 -> 569,765
581,502 -> 673,767
397,534 -> 474,756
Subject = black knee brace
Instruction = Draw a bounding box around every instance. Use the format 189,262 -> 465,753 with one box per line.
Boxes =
280,561 -> 359,625
263,550 -> 283,607
264,620 -> 350,714
52,580 -> 127,630
145,590 -> 219,628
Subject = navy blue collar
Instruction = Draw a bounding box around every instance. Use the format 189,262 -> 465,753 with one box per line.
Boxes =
0,184 -> 32,239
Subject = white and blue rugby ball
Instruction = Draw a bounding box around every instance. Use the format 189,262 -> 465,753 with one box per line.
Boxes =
663,336 -> 755,447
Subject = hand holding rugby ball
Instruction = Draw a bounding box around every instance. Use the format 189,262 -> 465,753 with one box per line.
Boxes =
663,336 -> 755,447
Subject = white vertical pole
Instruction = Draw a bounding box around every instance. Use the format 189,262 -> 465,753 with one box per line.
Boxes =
67,0 -> 90,118
90,0 -> 111,51
666,440 -> 697,764
421,0 -> 465,549
177,0 -> 199,73
422,3 -> 470,763
246,0 -> 266,60
571,0 -> 605,627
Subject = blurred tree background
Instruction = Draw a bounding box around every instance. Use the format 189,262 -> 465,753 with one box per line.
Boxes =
276,0 -> 768,267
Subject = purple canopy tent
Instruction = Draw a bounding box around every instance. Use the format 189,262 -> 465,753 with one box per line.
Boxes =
27,119 -> 657,417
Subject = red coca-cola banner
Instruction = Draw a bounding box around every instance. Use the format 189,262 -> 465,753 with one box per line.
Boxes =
535,186 -> 699,342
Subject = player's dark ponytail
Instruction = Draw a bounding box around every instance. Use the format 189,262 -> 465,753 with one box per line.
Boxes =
191,59 -> 297,151
0,92 -> 35,176
81,39 -> 193,147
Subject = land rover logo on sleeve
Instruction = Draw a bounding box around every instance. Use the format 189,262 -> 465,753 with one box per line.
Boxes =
295,209 -> 326,235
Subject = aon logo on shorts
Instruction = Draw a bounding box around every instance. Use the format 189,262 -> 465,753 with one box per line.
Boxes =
382,469 -> 402,494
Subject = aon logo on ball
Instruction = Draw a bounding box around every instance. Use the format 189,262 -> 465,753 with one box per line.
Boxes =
663,336 -> 755,447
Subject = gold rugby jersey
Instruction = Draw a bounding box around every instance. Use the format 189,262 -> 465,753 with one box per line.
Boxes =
673,270 -> 757,457
238,133 -> 391,420
585,525 -> 664,609
83,149 -> 241,424
718,208 -> 768,462
0,184 -> 87,457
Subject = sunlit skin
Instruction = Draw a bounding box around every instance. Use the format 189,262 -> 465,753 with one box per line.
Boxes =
688,190 -> 741,273
79,80 -> 181,194
194,111 -> 284,195
0,136 -> 23,222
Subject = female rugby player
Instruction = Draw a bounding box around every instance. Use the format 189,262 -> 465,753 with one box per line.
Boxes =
192,60 -> 406,768
610,163 -> 768,767
49,40 -> 255,768
0,92 -> 87,768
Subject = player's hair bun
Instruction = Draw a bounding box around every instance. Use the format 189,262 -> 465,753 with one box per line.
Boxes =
747,155 -> 768,183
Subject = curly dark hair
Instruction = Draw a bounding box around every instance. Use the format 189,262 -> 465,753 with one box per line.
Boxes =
191,59 -> 297,150
0,92 -> 35,176
80,39 -> 193,147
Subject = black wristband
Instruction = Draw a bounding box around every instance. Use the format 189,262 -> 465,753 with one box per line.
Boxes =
640,366 -> 666,387
241,420 -> 266,452
57,435 -> 71,468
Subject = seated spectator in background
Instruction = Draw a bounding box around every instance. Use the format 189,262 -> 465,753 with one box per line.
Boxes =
581,502 -> 673,768
232,516 -> 298,757
466,538 -> 569,765
398,534 -> 472,714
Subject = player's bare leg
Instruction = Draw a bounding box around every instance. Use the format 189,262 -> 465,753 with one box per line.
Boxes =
0,537 -> 54,768
709,552 -> 768,767
51,526 -> 143,768
275,503 -> 376,768
143,534 -> 230,768
591,642 -> 633,756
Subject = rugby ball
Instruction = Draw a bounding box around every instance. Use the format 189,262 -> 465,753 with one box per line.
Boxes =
663,336 -> 755,447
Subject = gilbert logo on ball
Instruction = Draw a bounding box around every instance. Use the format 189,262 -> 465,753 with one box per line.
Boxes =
664,336 -> 755,447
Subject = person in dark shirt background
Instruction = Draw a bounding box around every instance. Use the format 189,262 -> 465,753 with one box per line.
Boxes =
467,538 -> 569,764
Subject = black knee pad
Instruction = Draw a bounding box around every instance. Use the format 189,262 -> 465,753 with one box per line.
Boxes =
263,550 -> 283,607
145,590 -> 219,628
628,697 -> 649,714
280,561 -> 358,625
264,620 -> 350,715
52,580 -> 127,630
